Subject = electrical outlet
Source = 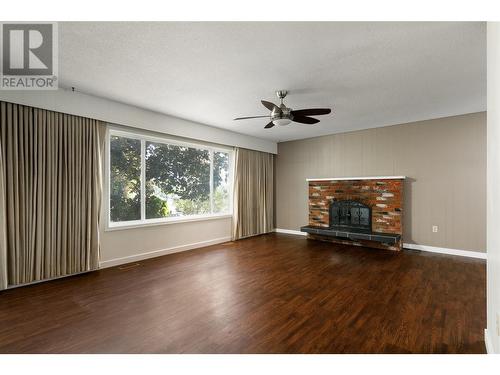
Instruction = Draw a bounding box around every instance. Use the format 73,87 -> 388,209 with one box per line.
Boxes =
432,225 -> 438,233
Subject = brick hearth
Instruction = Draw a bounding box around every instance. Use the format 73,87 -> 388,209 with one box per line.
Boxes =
307,177 -> 405,251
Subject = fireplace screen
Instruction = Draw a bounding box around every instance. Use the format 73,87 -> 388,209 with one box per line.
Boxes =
329,200 -> 371,232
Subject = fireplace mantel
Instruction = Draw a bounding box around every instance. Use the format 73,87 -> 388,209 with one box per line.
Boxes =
306,176 -> 406,182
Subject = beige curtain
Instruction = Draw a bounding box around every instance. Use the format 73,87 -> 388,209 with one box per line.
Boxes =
0,101 -> 105,286
232,147 -> 274,240
0,140 -> 7,290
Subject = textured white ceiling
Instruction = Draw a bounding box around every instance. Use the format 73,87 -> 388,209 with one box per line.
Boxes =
59,22 -> 486,142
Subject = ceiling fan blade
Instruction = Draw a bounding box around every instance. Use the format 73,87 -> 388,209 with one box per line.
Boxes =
234,115 -> 270,120
264,121 -> 275,129
291,108 -> 331,117
292,115 -> 320,124
261,100 -> 281,112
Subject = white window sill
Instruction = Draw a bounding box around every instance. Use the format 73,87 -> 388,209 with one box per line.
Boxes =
105,213 -> 233,232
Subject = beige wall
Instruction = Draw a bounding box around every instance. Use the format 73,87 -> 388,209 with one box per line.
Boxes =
276,112 -> 486,253
99,218 -> 232,266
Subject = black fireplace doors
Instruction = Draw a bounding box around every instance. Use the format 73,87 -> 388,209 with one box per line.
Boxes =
329,200 -> 371,232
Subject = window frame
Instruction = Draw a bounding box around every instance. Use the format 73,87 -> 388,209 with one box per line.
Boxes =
105,127 -> 234,231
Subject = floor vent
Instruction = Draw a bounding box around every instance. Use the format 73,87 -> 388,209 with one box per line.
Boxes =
118,263 -> 142,271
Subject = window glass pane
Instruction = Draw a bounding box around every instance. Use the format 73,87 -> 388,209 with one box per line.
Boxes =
145,141 -> 211,218
110,135 -> 141,222
213,151 -> 230,214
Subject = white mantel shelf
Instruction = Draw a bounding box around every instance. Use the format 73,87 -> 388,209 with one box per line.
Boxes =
306,176 -> 406,182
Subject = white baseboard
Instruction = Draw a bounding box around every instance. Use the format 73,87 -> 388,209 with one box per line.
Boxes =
274,228 -> 307,236
274,228 -> 486,259
403,243 -> 486,259
485,329 -> 495,354
99,236 -> 232,269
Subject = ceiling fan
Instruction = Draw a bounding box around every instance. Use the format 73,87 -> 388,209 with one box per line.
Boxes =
234,90 -> 332,129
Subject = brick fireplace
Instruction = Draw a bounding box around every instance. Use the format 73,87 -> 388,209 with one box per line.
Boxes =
300,176 -> 405,251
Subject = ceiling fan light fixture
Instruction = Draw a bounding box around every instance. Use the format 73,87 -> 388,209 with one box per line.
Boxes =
273,118 -> 292,126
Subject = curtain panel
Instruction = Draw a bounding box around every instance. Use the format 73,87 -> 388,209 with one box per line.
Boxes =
0,140 -> 7,290
232,147 -> 274,240
0,101 -> 105,287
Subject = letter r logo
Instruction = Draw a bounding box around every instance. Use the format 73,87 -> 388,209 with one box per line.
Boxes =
2,24 -> 53,75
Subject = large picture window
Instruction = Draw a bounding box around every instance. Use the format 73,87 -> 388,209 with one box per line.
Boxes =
108,130 -> 232,227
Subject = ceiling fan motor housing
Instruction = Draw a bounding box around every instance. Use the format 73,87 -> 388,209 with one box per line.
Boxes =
272,90 -> 293,125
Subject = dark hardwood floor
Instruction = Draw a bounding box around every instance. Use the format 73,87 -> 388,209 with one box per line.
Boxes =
0,233 -> 486,353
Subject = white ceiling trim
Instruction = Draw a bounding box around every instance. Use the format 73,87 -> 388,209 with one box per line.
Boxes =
0,89 -> 277,154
